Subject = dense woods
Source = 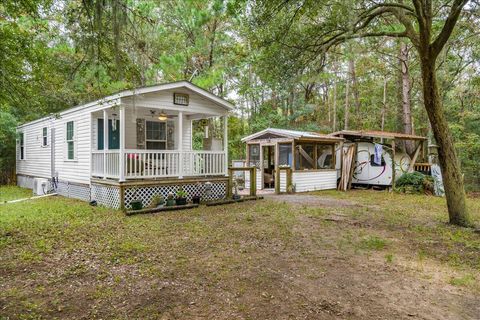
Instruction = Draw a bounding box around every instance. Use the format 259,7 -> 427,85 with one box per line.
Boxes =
1,1 -> 479,224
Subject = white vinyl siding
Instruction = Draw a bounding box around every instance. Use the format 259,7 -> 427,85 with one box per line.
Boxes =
16,119 -> 51,179
292,170 -> 337,192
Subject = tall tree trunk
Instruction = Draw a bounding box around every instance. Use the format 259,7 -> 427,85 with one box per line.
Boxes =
420,57 -> 470,227
344,75 -> 350,130
399,42 -> 415,155
349,58 -> 360,115
381,77 -> 387,143
332,64 -> 338,131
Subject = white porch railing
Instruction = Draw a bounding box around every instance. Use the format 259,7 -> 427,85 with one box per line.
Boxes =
92,150 -> 226,179
92,150 -> 120,179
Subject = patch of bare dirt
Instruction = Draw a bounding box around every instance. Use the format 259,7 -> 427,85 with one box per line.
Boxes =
266,194 -> 360,208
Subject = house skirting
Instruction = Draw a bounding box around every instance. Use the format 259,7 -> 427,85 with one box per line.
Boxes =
17,174 -> 228,210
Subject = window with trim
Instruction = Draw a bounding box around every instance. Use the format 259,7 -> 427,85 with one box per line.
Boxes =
42,127 -> 48,146
248,144 -> 260,168
146,121 -> 166,150
66,121 -> 75,160
19,132 -> 25,160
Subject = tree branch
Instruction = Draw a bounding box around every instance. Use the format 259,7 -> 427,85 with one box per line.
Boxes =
430,0 -> 469,58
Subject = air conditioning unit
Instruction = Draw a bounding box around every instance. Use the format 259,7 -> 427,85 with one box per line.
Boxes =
33,178 -> 49,195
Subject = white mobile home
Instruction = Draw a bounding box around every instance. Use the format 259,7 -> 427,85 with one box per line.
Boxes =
16,81 -> 232,209
241,128 -> 344,193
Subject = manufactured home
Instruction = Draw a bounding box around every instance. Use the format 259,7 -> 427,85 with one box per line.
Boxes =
16,81 -> 232,209
240,128 -> 344,193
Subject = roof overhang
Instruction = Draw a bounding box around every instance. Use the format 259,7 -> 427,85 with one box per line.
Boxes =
329,130 -> 426,141
242,128 -> 344,143
17,81 -> 233,128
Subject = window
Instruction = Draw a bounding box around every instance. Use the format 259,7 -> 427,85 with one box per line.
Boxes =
295,143 -> 315,170
295,142 -> 335,170
248,144 -> 260,168
19,132 -> 25,160
316,144 -> 335,169
42,127 -> 48,146
146,121 -> 166,150
279,143 -> 292,166
66,121 -> 75,160
173,93 -> 189,106
370,154 -> 386,167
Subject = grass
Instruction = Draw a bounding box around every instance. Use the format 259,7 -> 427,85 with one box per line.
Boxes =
0,186 -> 479,319
0,185 -> 32,202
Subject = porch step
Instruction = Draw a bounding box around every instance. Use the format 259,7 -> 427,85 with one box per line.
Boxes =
126,203 -> 199,215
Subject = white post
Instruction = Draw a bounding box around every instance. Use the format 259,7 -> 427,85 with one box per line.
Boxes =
119,105 -> 125,182
223,115 -> 228,176
103,109 -> 109,179
178,111 -> 184,179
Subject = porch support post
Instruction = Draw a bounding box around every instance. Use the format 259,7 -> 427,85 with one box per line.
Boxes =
223,115 -> 228,176
178,111 -> 184,179
119,105 -> 125,182
103,109 -> 109,179
275,142 -> 280,194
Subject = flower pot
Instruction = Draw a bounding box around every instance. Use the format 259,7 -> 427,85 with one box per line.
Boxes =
192,196 -> 201,204
175,197 -> 187,206
166,199 -> 176,207
131,200 -> 143,211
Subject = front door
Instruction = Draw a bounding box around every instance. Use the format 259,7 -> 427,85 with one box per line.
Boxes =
97,119 -> 120,150
262,145 -> 275,189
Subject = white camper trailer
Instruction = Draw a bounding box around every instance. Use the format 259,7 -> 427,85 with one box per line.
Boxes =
329,130 -> 427,189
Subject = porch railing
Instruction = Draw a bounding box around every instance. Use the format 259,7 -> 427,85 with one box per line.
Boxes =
91,149 -> 226,179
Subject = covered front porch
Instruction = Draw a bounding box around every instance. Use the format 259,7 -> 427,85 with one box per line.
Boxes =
89,85 -> 229,181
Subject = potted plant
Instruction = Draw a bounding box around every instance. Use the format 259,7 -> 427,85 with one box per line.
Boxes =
130,187 -> 143,210
151,194 -> 165,208
175,188 -> 188,205
166,192 -> 176,206
192,194 -> 201,204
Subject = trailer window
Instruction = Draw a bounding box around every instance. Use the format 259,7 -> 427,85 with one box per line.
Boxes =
19,132 -> 25,160
370,154 -> 386,167
66,121 -> 75,160
42,127 -> 48,146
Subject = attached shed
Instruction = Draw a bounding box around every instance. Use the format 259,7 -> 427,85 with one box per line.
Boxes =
241,128 -> 344,193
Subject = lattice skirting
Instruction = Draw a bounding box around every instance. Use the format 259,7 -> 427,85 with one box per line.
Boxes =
124,181 -> 227,209
56,181 -> 91,202
91,183 -> 121,209
17,175 -> 35,189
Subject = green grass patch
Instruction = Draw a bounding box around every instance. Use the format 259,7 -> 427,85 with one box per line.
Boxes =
0,186 -> 32,202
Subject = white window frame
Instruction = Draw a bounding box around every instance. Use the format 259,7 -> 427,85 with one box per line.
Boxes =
19,132 -> 26,160
145,120 -> 167,150
65,121 -> 76,161
42,127 -> 48,147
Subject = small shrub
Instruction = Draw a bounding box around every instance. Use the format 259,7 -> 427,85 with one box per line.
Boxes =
396,172 -> 434,194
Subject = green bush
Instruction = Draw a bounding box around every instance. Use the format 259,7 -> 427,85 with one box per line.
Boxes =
396,172 -> 434,194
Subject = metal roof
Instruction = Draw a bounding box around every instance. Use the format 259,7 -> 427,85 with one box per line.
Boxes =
241,128 -> 344,142
329,130 -> 426,141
